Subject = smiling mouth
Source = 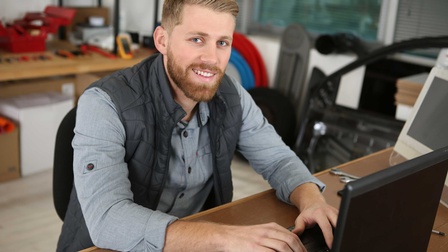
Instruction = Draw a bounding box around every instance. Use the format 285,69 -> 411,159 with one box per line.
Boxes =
193,69 -> 215,78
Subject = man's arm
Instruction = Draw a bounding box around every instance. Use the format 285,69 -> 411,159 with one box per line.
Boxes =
162,185 -> 337,252
164,220 -> 306,251
74,88 -> 177,251
289,183 -> 339,249
229,77 -> 338,248
231,77 -> 325,203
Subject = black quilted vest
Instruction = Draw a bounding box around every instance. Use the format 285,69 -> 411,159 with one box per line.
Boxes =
57,53 -> 242,251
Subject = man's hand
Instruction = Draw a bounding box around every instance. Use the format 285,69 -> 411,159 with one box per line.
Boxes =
289,183 -> 339,249
222,222 -> 307,252
165,220 -> 307,251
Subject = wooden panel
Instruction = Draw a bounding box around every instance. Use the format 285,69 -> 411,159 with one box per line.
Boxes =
183,190 -> 299,228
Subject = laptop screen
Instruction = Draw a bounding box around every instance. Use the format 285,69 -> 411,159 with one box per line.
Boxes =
332,146 -> 448,252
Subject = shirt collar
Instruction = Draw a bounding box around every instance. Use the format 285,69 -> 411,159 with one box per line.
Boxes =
198,102 -> 210,127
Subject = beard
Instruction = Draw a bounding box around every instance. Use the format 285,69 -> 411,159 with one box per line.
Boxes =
166,50 -> 224,102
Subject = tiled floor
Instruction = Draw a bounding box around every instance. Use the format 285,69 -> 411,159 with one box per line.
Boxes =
0,155 -> 270,252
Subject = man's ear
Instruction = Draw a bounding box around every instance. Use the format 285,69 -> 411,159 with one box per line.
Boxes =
153,26 -> 168,54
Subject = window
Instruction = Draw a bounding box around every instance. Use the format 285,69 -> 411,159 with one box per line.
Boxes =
237,0 -> 448,60
237,0 -> 383,42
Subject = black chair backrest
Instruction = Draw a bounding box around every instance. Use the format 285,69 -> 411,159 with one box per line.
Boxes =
53,106 -> 76,221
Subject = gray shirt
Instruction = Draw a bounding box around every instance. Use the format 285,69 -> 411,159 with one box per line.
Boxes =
73,77 -> 325,251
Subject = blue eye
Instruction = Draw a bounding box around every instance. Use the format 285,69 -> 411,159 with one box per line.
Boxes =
218,41 -> 229,47
192,38 -> 202,43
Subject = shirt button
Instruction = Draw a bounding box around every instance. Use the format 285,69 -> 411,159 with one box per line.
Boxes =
183,131 -> 188,138
86,163 -> 94,170
188,167 -> 192,174
179,193 -> 184,199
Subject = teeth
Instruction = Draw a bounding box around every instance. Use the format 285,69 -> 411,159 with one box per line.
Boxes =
195,70 -> 214,77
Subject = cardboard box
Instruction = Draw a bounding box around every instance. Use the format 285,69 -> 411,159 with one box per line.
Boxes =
65,7 -> 110,38
0,92 -> 74,176
396,72 -> 428,94
0,126 -> 20,182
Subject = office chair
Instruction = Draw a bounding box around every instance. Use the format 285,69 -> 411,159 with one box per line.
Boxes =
273,23 -> 312,142
247,24 -> 312,147
53,106 -> 76,221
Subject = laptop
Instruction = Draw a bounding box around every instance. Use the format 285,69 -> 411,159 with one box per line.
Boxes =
297,145 -> 448,252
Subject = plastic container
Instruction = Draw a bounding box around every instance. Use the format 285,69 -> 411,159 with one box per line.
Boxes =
0,33 -> 47,53
0,5 -> 76,53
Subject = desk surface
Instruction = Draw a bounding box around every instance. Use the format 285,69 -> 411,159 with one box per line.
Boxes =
82,148 -> 448,252
0,41 -> 155,82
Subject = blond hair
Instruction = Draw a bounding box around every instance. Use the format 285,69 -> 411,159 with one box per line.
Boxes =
161,0 -> 239,33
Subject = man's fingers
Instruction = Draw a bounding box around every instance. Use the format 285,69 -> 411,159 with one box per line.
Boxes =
260,223 -> 304,252
291,216 -> 306,235
329,207 -> 338,227
291,205 -> 339,249
260,237 -> 295,252
323,207 -> 338,248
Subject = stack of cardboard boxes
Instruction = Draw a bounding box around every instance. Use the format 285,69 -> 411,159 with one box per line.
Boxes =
395,72 -> 428,121
0,77 -> 75,182
0,72 -> 111,182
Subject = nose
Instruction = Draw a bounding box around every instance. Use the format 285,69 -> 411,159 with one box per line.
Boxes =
200,44 -> 218,65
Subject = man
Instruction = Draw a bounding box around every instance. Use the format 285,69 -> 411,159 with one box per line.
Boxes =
57,0 -> 338,251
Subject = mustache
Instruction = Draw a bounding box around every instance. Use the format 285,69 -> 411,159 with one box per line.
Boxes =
189,63 -> 222,73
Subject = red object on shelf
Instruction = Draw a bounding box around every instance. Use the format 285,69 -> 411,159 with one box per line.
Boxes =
0,22 -> 47,53
0,5 -> 76,53
80,44 -> 117,59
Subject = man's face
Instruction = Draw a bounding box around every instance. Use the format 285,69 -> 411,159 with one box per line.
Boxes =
164,5 -> 235,102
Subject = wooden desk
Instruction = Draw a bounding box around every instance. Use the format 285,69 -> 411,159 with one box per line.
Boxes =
82,148 -> 448,251
0,42 -> 155,82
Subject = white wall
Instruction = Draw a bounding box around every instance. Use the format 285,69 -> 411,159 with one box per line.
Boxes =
0,0 -> 56,22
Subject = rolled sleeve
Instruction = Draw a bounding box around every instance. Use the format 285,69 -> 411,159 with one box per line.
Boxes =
142,211 -> 178,251
268,157 -> 326,204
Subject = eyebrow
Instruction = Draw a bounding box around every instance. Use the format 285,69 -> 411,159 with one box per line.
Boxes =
188,31 -> 233,42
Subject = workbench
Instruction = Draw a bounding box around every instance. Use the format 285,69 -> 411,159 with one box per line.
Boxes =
0,41 -> 155,82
